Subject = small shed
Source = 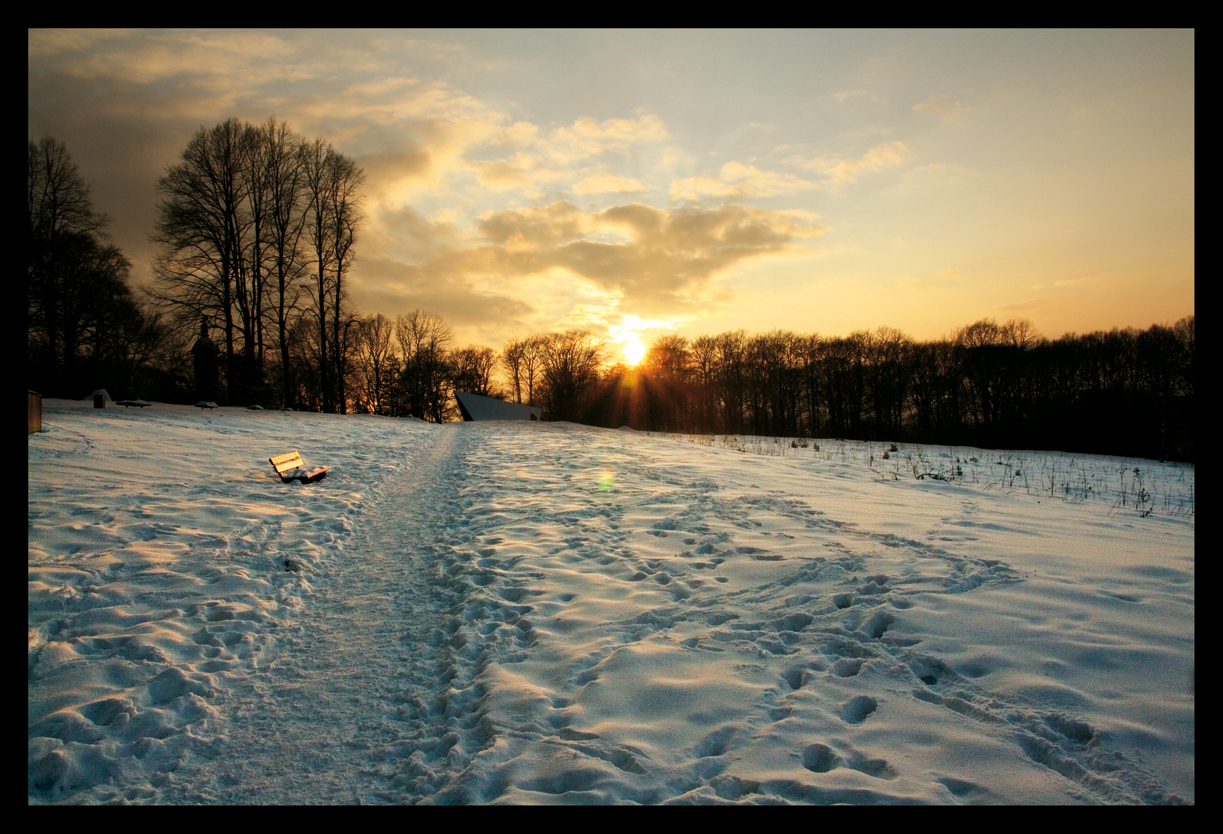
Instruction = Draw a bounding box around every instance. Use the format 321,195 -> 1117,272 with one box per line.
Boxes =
454,391 -> 542,422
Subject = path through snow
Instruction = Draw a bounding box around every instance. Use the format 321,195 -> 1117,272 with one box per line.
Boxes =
164,424 -> 474,802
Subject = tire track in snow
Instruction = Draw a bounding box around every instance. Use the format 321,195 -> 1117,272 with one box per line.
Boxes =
164,423 -> 491,804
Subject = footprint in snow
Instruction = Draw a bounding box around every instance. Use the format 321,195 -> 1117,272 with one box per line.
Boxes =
840,695 -> 878,724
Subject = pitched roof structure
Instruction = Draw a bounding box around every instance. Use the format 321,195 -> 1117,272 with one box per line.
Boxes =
454,391 -> 543,422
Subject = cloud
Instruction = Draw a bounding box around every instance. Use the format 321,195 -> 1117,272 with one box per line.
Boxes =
31,29 -> 301,94
671,161 -> 822,202
28,29 -> 134,61
490,120 -> 542,148
892,161 -> 973,193
352,200 -> 828,341
468,157 -> 545,197
473,201 -> 827,315
536,114 -> 668,165
476,202 -> 589,247
833,89 -> 888,105
674,145 -> 909,203
572,173 -> 646,195
787,141 -> 910,186
355,253 -> 535,331
464,114 -> 668,198
913,94 -> 969,125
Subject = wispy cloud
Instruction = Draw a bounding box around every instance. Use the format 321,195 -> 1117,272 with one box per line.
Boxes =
535,114 -> 668,165
673,143 -> 911,204
572,173 -> 646,195
671,161 -> 823,202
892,161 -> 973,193
465,114 -> 668,198
833,89 -> 888,105
913,94 -> 969,126
787,141 -> 910,186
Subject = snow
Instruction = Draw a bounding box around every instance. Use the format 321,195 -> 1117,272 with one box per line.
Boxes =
28,399 -> 1194,804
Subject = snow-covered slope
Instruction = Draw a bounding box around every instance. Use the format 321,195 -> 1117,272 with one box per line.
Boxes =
28,400 -> 1194,804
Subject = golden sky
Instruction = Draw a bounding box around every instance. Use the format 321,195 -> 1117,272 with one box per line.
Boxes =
29,29 -> 1194,361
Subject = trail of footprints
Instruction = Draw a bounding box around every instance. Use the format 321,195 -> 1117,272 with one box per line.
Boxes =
354,429 -> 1181,804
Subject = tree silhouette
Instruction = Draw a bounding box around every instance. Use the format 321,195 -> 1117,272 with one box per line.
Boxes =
302,138 -> 364,412
537,331 -> 606,422
151,118 -> 363,409
396,310 -> 453,422
451,345 -> 500,398
28,136 -> 161,398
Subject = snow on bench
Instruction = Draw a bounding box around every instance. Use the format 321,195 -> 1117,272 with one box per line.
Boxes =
269,451 -> 330,484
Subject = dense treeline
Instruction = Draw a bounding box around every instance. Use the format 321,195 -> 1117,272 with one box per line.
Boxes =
336,312 -> 1193,462
28,136 -> 176,400
28,130 -> 1193,462
580,318 -> 1195,462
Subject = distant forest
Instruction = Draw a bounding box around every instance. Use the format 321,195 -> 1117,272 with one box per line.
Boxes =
29,125 -> 1194,462
581,319 -> 1195,464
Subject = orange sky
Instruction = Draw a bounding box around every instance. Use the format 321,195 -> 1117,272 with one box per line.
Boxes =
29,29 -> 1194,362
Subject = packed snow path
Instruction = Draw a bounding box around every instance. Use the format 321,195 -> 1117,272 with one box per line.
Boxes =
163,424 -> 480,803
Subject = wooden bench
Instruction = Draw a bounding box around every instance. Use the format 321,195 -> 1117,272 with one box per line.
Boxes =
269,451 -> 330,484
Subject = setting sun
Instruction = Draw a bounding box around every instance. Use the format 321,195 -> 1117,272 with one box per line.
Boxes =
623,338 -> 646,366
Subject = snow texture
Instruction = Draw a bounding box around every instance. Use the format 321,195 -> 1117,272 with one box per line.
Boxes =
28,399 -> 1194,804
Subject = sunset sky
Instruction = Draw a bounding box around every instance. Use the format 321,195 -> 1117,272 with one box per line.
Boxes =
28,29 -> 1194,362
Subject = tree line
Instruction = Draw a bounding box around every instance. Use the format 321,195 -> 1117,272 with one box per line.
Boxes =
595,318 -> 1195,462
340,313 -> 1194,463
28,125 -> 1194,461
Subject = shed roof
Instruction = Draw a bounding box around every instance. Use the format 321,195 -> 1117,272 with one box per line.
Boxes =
455,391 -> 542,421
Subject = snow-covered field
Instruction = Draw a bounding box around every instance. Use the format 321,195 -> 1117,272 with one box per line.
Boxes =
28,399 -> 1194,804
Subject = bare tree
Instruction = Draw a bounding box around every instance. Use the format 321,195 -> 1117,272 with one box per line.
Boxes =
151,118 -> 257,404
151,118 -> 362,410
641,334 -> 693,432
28,136 -> 111,392
690,334 -> 719,433
537,330 -> 606,422
301,138 -> 364,412
714,330 -> 748,434
866,326 -> 913,438
451,345 -> 500,398
352,313 -> 396,414
502,336 -> 526,404
396,310 -> 453,421
501,335 -> 547,406
258,119 -> 312,408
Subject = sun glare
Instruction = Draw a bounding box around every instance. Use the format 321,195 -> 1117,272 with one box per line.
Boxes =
624,338 -> 646,366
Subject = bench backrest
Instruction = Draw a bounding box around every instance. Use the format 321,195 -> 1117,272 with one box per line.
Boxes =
270,451 -> 305,476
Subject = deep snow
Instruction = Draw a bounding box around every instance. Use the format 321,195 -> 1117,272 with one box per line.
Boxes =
28,399 -> 1194,804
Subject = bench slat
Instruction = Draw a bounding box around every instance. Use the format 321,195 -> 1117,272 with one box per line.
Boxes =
269,451 -> 329,483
